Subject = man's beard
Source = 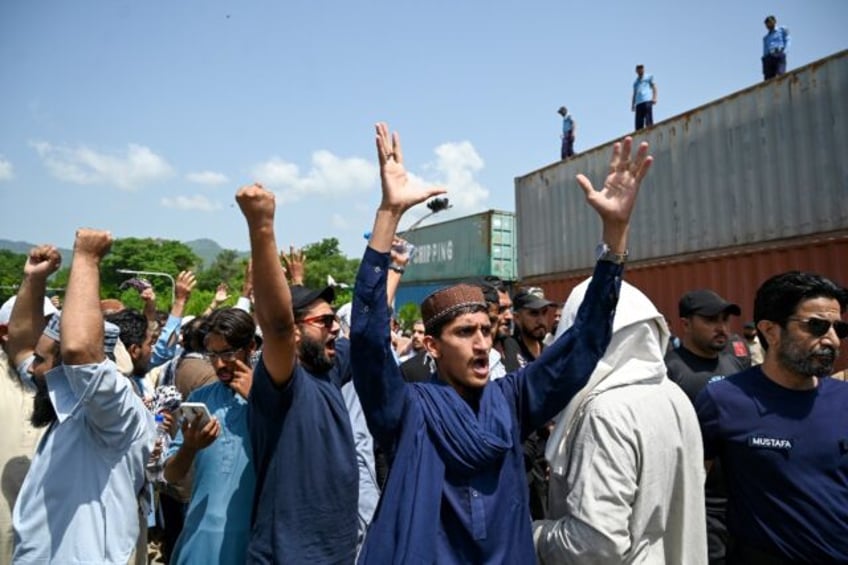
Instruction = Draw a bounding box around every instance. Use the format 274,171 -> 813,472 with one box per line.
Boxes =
299,334 -> 334,374
31,381 -> 57,428
778,329 -> 838,378
521,324 -> 547,342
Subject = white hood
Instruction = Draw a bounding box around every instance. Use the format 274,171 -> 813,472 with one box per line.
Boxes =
545,279 -> 670,474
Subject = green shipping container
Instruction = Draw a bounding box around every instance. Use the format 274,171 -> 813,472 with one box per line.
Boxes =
399,210 -> 517,284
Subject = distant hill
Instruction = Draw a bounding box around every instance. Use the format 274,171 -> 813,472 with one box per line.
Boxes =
185,238 -> 248,269
0,238 -> 247,271
0,239 -> 74,267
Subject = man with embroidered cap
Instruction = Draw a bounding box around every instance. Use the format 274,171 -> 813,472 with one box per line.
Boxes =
351,122 -> 652,562
695,271 -> 848,562
6,234 -> 154,564
762,15 -> 790,80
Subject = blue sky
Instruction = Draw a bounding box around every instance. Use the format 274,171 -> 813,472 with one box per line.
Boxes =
1,1 -> 845,260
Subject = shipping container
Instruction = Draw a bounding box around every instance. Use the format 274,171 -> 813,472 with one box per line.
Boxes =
399,210 -> 517,284
515,50 -> 848,278
524,231 -> 848,347
394,280 -> 465,312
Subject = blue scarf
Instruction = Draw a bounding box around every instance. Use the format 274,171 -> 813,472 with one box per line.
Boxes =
358,380 -> 513,564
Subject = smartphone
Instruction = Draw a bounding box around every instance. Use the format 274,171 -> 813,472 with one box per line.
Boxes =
179,402 -> 212,428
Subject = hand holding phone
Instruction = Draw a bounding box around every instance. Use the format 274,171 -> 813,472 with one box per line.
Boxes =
179,402 -> 212,428
179,402 -> 219,451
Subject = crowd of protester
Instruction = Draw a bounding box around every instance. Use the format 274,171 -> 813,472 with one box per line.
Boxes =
0,122 -> 846,565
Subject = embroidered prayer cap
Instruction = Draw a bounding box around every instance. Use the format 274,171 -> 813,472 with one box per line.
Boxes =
0,296 -> 58,327
421,284 -> 487,334
42,312 -> 121,357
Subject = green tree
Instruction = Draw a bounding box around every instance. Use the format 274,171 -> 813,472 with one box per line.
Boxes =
100,238 -> 201,311
196,249 -> 246,292
0,249 -> 27,303
300,238 -> 359,307
397,302 -> 421,332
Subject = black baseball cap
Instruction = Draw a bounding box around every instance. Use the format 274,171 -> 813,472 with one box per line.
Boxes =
291,285 -> 335,313
512,289 -> 555,311
679,289 -> 741,318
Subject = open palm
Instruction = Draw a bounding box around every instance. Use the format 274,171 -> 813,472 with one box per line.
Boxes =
577,137 -> 652,227
376,122 -> 446,212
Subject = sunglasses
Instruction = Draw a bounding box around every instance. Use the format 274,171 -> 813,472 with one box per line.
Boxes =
299,313 -> 338,330
206,347 -> 244,363
787,317 -> 848,339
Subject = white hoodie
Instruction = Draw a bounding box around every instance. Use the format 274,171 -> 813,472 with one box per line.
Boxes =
534,280 -> 707,565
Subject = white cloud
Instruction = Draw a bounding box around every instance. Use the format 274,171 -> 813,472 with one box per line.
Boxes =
160,194 -> 222,212
186,171 -> 229,185
251,150 -> 377,204
0,157 -> 13,181
331,213 -> 350,230
431,141 -> 488,210
31,141 -> 173,190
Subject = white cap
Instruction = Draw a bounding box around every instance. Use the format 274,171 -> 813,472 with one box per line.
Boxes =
0,296 -> 59,327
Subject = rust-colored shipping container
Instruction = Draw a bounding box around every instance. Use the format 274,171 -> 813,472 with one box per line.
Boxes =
524,230 -> 848,369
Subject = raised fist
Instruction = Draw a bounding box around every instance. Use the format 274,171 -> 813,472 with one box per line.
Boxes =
235,183 -> 276,228
24,245 -> 62,279
73,229 -> 113,260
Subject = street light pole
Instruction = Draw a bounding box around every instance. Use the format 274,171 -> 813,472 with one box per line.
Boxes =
116,269 -> 176,304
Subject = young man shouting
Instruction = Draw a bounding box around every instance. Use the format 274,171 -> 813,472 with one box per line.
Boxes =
351,122 -> 652,563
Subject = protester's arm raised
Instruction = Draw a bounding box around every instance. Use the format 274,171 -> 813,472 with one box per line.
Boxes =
61,230 -> 111,365
236,184 -> 296,387
516,137 -> 652,431
351,123 -> 445,441
367,123 -> 446,253
6,245 -> 61,368
578,136 -> 651,255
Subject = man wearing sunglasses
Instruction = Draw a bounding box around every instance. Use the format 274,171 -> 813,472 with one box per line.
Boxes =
291,284 -> 381,549
695,271 -> 848,563
235,183 -> 360,564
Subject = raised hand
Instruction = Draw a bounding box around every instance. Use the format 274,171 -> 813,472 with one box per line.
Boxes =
24,245 -> 62,280
73,229 -> 113,261
241,260 -> 254,298
280,246 -> 305,286
376,122 -> 446,213
140,287 -> 156,305
215,283 -> 230,304
576,137 -> 652,252
236,183 -> 275,230
175,271 -> 196,302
